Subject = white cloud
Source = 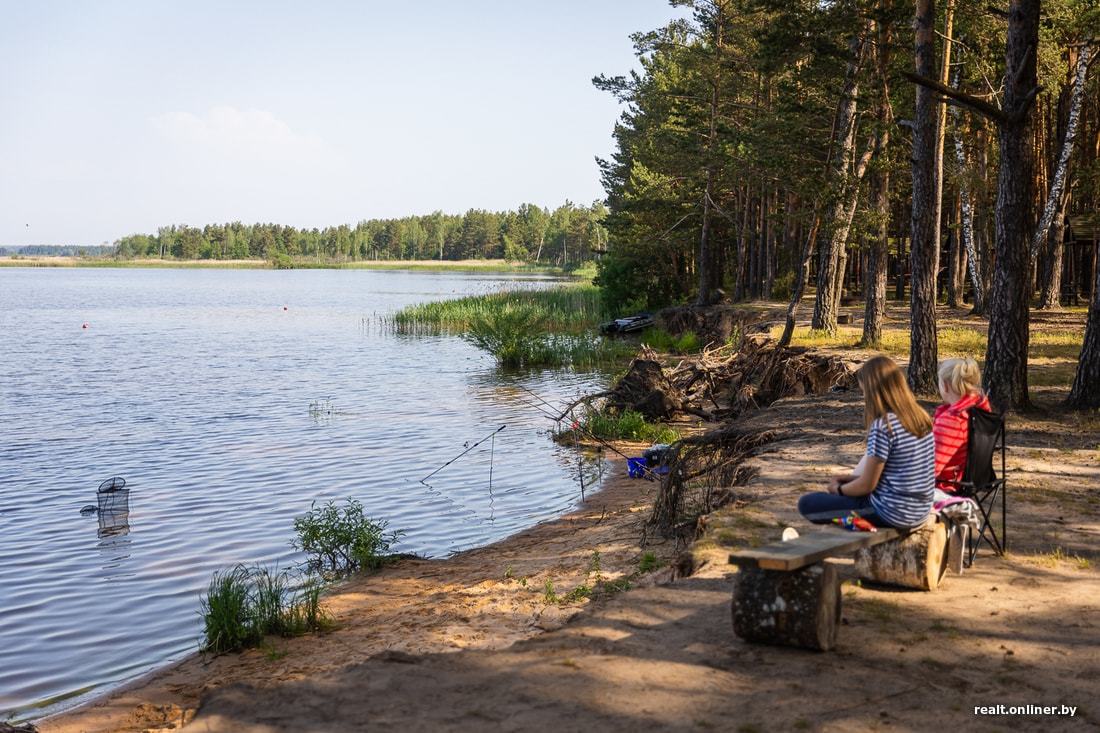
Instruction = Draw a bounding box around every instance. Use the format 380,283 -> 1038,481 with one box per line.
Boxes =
151,106 -> 331,164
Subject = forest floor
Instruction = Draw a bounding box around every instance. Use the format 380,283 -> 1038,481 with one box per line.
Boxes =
39,302 -> 1097,733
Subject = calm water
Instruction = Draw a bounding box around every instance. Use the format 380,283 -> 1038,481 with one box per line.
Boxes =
0,268 -> 608,720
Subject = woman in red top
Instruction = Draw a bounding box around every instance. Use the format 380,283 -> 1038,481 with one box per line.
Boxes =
934,357 -> 991,491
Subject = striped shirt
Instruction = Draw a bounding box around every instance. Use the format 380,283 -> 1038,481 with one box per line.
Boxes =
933,393 -> 991,490
865,413 -> 935,528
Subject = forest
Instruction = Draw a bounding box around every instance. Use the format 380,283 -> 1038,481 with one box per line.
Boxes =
592,0 -> 1099,411
110,202 -> 607,269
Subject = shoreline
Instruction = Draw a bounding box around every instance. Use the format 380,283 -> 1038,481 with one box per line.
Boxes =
37,449 -> 672,733
0,256 -> 576,274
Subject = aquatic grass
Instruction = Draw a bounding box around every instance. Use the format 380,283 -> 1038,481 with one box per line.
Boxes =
391,284 -> 608,336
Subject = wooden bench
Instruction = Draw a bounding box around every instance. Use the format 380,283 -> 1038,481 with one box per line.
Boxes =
728,520 -> 947,651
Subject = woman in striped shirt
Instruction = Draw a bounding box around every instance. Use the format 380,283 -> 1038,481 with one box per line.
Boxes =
797,356 -> 935,530
933,357 -> 991,491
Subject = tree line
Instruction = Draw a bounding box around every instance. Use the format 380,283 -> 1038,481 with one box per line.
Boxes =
112,202 -> 608,267
594,0 -> 1099,410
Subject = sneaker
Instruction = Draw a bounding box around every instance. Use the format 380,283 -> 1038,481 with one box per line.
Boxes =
781,527 -> 800,542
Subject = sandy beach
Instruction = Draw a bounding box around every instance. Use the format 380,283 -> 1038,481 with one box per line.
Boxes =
37,376 -> 1100,732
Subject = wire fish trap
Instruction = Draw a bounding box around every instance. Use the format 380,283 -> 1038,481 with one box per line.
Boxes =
96,476 -> 130,538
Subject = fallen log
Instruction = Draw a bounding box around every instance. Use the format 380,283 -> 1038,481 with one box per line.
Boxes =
854,519 -> 948,590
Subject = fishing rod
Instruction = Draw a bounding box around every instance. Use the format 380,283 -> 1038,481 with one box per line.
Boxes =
419,424 -> 506,485
514,384 -> 665,480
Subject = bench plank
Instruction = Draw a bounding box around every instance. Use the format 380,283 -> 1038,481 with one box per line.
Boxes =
729,528 -> 901,571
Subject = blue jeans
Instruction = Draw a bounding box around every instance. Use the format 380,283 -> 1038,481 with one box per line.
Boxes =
797,492 -> 896,528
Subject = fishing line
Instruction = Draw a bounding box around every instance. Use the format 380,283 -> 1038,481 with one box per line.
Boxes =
419,424 -> 506,485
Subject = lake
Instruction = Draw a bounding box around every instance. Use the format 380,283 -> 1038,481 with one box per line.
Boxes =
0,267 -> 609,721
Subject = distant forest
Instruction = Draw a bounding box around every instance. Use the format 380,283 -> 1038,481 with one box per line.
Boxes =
1,245 -> 114,256
110,202 -> 608,267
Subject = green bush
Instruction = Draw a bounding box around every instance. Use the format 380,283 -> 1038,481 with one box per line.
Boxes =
269,251 -> 294,269
293,498 -> 403,574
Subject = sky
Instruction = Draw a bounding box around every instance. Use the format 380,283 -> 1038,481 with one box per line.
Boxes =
0,1 -> 688,246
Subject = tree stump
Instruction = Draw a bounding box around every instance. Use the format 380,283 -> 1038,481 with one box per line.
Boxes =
731,562 -> 840,651
854,520 -> 948,590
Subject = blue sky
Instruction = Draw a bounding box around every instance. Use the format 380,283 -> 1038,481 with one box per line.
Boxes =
0,1 -> 686,246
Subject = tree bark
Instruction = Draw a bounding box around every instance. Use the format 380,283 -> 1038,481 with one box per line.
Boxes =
696,7 -> 726,306
908,0 -> 940,393
854,520 -> 948,590
983,0 -> 1041,412
1068,238 -> 1100,408
951,62 -> 985,313
811,23 -> 872,334
932,0 -> 956,298
732,562 -> 841,651
863,155 -> 889,344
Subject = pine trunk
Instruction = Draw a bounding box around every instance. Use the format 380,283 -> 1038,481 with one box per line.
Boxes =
984,0 -> 1040,412
1068,247 -> 1100,408
908,0 -> 939,393
811,25 -> 870,334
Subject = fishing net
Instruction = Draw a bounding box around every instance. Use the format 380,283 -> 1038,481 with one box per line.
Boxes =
97,476 -> 130,538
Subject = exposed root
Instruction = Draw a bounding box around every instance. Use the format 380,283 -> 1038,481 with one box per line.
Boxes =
650,427 -> 783,534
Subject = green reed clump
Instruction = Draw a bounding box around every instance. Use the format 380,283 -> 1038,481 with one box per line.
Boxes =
391,284 -> 608,336
463,307 -> 634,368
293,498 -> 404,574
199,565 -> 332,654
200,565 -> 257,653
579,409 -> 680,444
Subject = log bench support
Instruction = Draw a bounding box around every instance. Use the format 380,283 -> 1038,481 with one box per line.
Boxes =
732,562 -> 841,651
729,519 -> 948,651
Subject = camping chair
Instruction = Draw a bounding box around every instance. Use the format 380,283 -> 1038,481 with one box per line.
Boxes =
946,407 -> 1007,566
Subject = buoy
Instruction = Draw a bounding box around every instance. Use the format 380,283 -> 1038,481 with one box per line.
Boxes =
82,322 -> 89,329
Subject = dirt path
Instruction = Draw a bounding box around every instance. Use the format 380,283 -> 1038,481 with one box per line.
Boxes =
42,379 -> 1100,732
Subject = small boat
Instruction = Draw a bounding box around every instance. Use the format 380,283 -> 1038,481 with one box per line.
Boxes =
599,313 -> 654,335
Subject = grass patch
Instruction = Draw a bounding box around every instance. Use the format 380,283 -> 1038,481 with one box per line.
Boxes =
199,565 -> 331,654
1026,546 -> 1092,569
578,409 -> 680,444
638,551 -> 660,573
640,327 -> 702,354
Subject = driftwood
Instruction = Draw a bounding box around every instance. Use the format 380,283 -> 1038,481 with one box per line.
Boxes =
732,562 -> 841,651
854,519 -> 949,590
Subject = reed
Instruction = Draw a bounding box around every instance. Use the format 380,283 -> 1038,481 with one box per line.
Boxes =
200,565 -> 259,654
390,285 -> 608,336
199,565 -> 332,653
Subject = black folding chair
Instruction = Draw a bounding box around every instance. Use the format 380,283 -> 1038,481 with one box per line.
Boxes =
945,407 -> 1007,566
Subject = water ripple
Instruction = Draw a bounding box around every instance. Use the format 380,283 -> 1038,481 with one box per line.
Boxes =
0,268 -> 609,720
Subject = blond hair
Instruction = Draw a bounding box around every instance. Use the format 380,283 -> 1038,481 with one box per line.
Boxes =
857,356 -> 933,438
938,357 -> 983,396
